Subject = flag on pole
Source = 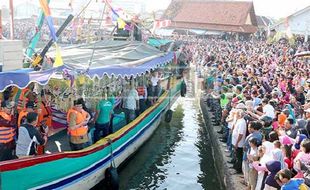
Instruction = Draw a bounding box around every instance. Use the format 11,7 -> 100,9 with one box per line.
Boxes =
39,0 -> 57,41
53,44 -> 64,67
117,18 -> 126,29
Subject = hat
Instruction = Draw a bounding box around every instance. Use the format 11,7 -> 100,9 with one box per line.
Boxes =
222,86 -> 228,91
236,103 -> 246,109
26,101 -> 35,109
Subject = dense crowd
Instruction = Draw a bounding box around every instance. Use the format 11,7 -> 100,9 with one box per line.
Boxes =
1,19 -> 102,43
185,37 -> 310,190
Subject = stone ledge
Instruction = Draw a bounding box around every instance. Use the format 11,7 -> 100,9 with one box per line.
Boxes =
200,96 -> 246,190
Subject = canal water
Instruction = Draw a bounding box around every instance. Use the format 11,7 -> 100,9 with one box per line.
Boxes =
118,76 -> 220,190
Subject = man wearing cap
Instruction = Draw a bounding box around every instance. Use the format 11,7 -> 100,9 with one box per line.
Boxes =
18,101 -> 35,128
0,102 -> 17,161
16,112 -> 47,157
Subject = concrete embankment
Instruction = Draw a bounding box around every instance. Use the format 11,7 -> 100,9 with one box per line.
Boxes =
200,92 -> 244,190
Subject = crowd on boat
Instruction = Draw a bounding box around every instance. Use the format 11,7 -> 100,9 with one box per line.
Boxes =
0,69 -> 168,160
186,37 -> 310,189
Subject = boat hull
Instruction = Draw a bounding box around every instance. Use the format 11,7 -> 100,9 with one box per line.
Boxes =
0,81 -> 181,190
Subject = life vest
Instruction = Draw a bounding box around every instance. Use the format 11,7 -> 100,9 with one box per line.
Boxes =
67,108 -> 88,137
18,110 -> 28,128
0,112 -> 15,144
137,86 -> 145,97
17,89 -> 30,112
38,102 -> 52,127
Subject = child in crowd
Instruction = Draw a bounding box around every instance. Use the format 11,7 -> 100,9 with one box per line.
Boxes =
276,169 -> 308,190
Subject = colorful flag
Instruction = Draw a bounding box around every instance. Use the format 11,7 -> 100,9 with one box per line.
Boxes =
53,44 -> 63,67
117,18 -> 126,29
39,0 -> 57,41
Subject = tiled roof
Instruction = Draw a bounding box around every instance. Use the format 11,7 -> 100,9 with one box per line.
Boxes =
163,0 -> 258,33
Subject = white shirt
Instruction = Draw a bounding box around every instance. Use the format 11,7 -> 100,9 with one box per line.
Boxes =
151,76 -> 159,87
262,104 -> 275,119
125,89 -> 139,110
232,118 -> 247,148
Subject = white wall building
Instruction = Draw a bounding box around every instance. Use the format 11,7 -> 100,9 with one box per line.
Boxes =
271,6 -> 310,41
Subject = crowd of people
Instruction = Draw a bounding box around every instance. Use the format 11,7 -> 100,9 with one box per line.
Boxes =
1,19 -> 102,44
186,37 -> 310,190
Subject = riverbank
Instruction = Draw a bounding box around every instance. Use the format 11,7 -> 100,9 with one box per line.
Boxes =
200,91 -> 245,190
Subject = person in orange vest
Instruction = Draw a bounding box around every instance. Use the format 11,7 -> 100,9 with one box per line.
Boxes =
17,84 -> 35,113
18,101 -> 35,128
15,112 -> 47,158
67,99 -> 90,151
0,101 -> 17,161
37,95 -> 52,129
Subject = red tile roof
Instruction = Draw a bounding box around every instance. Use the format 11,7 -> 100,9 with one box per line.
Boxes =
163,0 -> 258,33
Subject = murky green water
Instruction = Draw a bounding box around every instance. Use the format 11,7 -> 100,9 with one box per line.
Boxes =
118,80 -> 220,190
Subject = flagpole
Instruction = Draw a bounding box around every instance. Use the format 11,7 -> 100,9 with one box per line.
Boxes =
25,0 -> 51,61
9,0 -> 14,40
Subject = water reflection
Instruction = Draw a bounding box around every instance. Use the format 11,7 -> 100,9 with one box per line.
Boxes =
119,96 -> 220,190
119,103 -> 185,190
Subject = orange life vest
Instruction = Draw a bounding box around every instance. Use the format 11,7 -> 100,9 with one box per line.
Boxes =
17,89 -> 30,112
38,103 -> 52,127
66,108 -> 88,137
0,112 -> 15,144
18,110 -> 28,128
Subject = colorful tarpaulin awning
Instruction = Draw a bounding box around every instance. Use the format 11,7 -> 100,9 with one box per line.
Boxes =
0,67 -> 62,92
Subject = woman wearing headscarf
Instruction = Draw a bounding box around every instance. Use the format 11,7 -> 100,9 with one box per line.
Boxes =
284,104 -> 296,124
264,160 -> 281,190
253,141 -> 274,190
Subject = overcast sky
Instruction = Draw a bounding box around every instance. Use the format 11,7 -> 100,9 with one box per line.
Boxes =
1,0 -> 310,19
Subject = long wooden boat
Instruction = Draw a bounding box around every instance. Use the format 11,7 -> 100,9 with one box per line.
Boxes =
0,40 -> 182,189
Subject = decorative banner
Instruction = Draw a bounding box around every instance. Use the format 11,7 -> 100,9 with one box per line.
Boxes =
53,44 -> 64,67
39,0 -> 57,41
153,20 -> 171,30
